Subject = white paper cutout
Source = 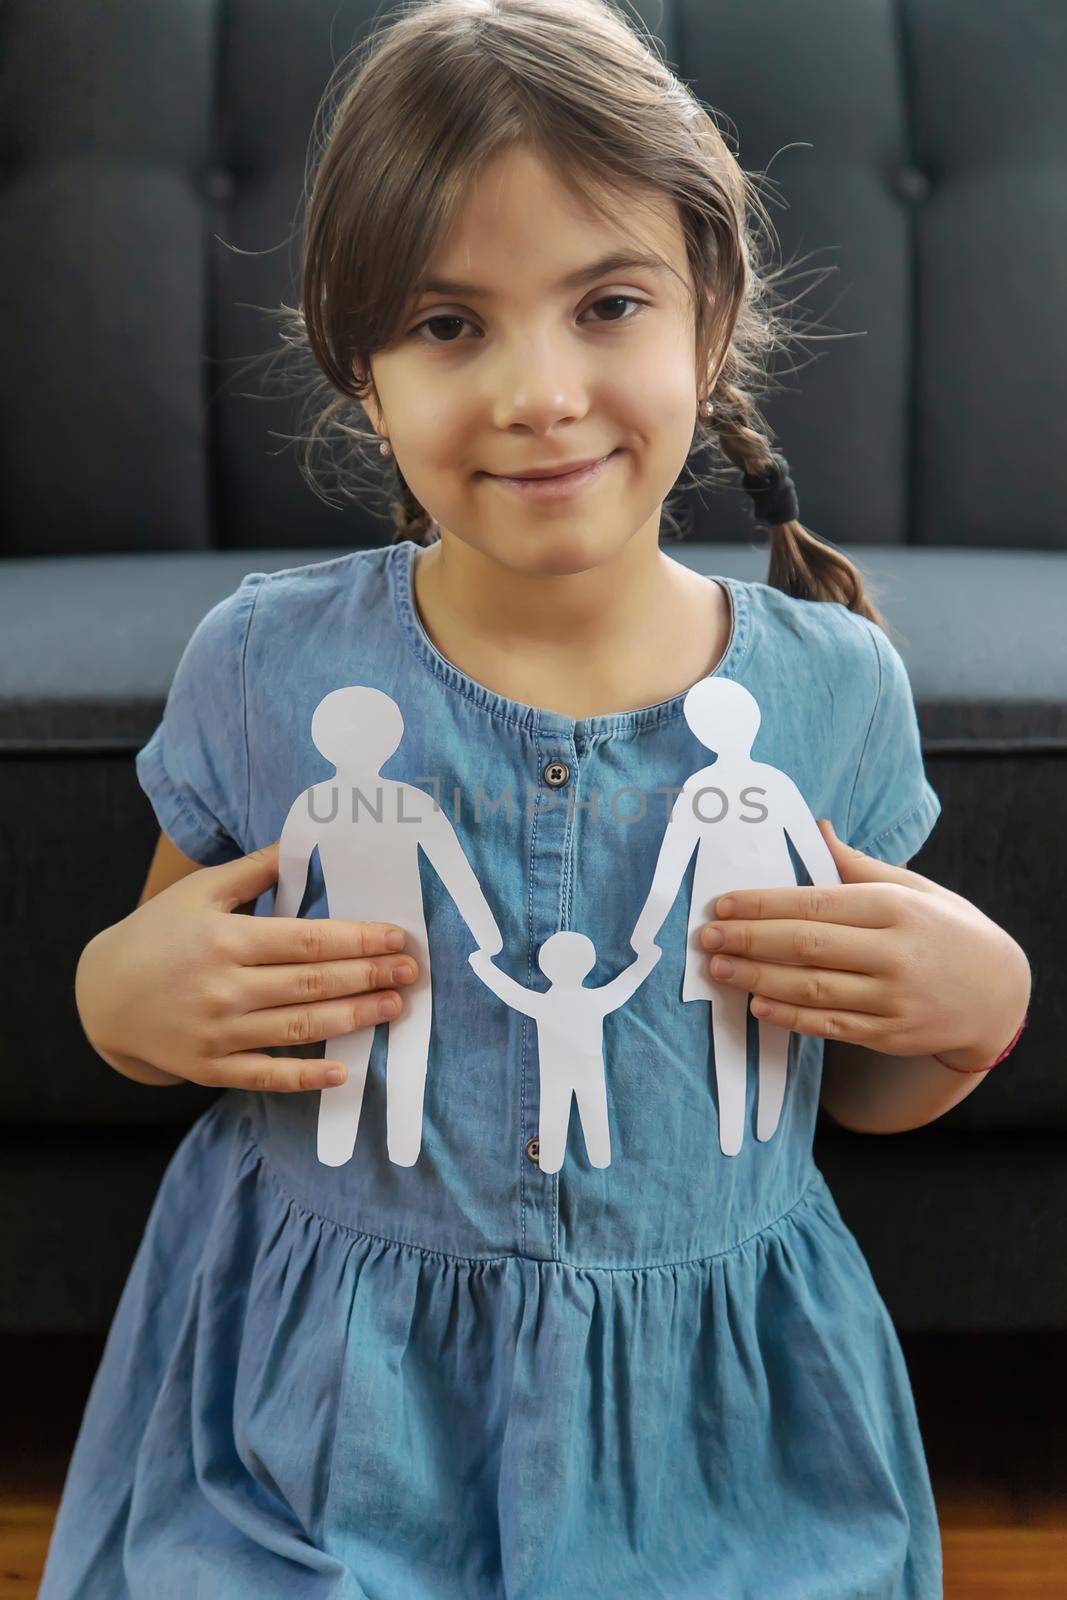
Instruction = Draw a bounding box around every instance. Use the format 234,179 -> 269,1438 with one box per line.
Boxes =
469,938 -> 661,1174
630,677 -> 842,1156
274,677 -> 840,1170
273,687 -> 502,1168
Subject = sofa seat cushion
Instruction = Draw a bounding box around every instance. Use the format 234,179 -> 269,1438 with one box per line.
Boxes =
1,545 -> 1059,1130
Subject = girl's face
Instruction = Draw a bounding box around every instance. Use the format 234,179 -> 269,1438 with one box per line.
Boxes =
359,145 -> 705,577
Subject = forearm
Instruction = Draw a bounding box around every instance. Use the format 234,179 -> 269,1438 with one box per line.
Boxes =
821,956 -> 1031,1135
821,1041 -> 993,1134
74,931 -> 183,1087
819,921 -> 1036,1132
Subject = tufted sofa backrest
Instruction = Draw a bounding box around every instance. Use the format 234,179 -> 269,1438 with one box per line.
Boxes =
4,0 -> 1064,557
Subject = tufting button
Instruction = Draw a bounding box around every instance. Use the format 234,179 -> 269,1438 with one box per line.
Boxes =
891,164 -> 931,204
203,168 -> 237,204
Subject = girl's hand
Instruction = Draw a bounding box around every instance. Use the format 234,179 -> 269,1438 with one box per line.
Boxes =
76,841 -> 419,1092
698,819 -> 1031,1060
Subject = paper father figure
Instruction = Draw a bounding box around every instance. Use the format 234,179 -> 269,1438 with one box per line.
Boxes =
273,686 -> 502,1168
630,677 -> 842,1157
469,936 -> 661,1173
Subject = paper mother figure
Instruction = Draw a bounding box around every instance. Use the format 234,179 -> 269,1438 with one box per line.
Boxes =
630,677 -> 842,1158
273,686 -> 503,1169
469,935 -> 661,1174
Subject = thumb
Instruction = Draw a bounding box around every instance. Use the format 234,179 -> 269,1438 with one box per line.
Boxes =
206,837 -> 281,906
816,817 -> 907,883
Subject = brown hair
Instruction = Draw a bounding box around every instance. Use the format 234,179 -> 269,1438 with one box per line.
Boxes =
251,0 -> 892,631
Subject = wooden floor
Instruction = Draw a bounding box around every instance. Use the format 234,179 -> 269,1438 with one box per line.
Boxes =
3,1330 -> 1065,1597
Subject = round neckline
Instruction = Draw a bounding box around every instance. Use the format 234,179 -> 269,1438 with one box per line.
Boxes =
389,537 -> 751,738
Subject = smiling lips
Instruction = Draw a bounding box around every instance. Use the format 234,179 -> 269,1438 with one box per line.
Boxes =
484,452 -> 617,499
491,455 -> 609,480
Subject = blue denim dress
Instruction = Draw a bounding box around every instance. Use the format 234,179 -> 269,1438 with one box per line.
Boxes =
41,538 -> 944,1599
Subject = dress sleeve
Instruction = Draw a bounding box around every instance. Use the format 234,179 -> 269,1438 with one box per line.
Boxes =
845,620 -> 942,866
134,573 -> 264,866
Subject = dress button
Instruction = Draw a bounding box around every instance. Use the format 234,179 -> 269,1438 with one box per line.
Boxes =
543,759 -> 570,788
524,1136 -> 541,1164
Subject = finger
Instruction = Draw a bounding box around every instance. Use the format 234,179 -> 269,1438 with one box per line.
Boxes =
193,1051 -> 354,1094
707,952 -> 888,1017
237,953 -> 419,1011
700,917 -> 895,974
214,987 -> 407,1056
234,917 -> 410,966
710,883 -> 902,929
744,991 -> 891,1046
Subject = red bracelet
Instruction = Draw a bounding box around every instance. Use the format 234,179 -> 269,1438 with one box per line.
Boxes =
933,1009 -> 1029,1075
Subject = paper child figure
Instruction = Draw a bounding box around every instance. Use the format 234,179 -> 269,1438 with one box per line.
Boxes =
274,686 -> 502,1169
469,934 -> 662,1173
630,677 -> 842,1158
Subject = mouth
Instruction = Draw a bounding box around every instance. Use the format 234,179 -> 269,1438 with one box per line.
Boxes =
481,450 -> 619,500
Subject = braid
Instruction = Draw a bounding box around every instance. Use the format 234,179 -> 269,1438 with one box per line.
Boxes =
709,380 -> 889,631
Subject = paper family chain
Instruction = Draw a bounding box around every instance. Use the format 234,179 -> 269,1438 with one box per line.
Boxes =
273,681 -> 842,1173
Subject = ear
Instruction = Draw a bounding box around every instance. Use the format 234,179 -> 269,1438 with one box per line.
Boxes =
352,361 -> 383,432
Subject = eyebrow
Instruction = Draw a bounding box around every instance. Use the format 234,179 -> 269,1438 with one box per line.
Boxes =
413,250 -> 672,300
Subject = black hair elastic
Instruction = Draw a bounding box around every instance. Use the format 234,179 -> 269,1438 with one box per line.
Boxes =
742,455 -> 799,525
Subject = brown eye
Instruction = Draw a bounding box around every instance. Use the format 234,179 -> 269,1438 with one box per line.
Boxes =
409,314 -> 470,344
583,295 -> 647,324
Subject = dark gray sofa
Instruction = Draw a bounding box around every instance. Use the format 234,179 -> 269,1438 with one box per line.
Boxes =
2,0 -> 1063,1335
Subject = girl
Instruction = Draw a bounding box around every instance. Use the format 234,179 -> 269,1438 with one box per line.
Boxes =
42,2 -> 1031,1595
